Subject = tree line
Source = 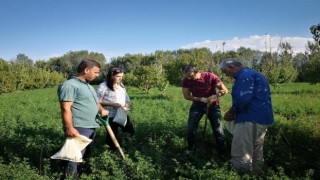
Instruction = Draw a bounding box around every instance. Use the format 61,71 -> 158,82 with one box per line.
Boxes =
1,41 -> 319,93
0,57 -> 65,94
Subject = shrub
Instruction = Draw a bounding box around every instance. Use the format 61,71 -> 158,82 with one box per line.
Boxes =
0,61 -> 65,93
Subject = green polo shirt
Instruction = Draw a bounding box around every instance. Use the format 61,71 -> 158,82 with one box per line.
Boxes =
58,77 -> 100,128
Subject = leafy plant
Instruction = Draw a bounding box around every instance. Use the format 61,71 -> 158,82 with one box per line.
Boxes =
0,83 -> 319,179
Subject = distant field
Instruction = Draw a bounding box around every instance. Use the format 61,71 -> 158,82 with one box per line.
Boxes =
0,83 -> 319,179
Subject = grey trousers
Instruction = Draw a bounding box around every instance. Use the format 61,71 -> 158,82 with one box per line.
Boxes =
231,122 -> 269,173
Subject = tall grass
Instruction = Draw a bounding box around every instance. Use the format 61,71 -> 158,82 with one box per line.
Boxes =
0,83 -> 319,179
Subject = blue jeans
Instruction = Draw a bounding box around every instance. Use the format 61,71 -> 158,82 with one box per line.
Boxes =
187,103 -> 226,153
63,127 -> 96,177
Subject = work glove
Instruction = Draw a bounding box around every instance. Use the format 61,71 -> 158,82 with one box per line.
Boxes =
200,97 -> 208,103
208,95 -> 217,104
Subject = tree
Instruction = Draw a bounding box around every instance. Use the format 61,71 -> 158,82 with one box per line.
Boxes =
164,48 -> 215,86
300,41 -> 320,83
310,24 -> 320,45
110,53 -> 144,73
47,50 -> 106,78
277,57 -> 298,83
257,42 -> 298,84
34,60 -> 49,69
306,41 -> 320,55
292,53 -> 308,69
277,42 -> 298,83
124,65 -> 168,92
237,47 -> 255,67
14,54 -> 33,66
259,52 -> 278,82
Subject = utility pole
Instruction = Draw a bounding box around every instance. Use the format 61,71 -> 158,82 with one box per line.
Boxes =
222,42 -> 226,53
265,33 -> 268,52
264,33 -> 272,53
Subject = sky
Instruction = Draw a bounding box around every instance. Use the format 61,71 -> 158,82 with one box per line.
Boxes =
0,0 -> 319,62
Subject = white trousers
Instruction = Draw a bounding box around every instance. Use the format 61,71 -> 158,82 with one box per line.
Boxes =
231,122 -> 269,173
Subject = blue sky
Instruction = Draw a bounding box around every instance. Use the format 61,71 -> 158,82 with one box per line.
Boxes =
0,0 -> 319,61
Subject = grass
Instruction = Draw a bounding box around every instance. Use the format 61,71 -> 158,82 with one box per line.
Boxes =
0,82 -> 319,179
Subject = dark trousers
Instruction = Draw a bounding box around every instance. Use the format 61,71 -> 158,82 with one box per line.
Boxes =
187,103 -> 226,153
63,127 -> 96,177
106,115 -> 135,149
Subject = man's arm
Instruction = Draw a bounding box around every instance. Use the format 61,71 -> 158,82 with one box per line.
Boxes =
98,103 -> 109,117
182,87 -> 201,102
60,101 -> 79,137
216,81 -> 228,97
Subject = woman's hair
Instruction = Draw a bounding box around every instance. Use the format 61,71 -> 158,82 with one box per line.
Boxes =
106,67 -> 124,91
77,59 -> 101,73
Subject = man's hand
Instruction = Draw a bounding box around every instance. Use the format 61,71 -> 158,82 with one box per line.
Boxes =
216,82 -> 228,97
101,109 -> 109,117
65,126 -> 80,137
224,109 -> 235,121
217,90 -> 227,97
208,95 -> 217,104
98,103 -> 109,117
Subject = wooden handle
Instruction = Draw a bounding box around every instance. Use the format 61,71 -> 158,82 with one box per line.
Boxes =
105,125 -> 125,159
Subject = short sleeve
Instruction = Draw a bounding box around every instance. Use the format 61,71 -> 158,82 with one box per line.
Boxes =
210,73 -> 222,86
181,78 -> 189,88
57,84 -> 76,102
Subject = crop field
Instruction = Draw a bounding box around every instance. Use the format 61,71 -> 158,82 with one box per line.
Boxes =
0,83 -> 319,179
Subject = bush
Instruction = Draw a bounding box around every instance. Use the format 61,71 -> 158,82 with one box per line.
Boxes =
0,157 -> 49,180
0,61 -> 65,93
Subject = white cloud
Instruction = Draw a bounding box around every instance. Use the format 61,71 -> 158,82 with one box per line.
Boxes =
102,52 -> 127,63
181,34 -> 314,54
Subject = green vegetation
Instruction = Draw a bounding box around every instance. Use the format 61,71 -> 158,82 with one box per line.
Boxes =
0,59 -> 65,94
310,23 -> 320,45
0,83 -> 319,179
1,38 -> 320,94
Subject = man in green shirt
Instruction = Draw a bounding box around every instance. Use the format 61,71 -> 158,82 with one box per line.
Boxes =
57,59 -> 108,178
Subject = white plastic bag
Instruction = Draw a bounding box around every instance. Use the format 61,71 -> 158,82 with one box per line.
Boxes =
113,107 -> 128,126
51,135 -> 92,162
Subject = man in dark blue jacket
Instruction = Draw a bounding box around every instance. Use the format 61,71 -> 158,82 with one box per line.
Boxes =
220,58 -> 274,173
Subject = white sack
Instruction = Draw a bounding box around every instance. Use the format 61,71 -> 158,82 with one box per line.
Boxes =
51,135 -> 92,162
113,107 -> 128,126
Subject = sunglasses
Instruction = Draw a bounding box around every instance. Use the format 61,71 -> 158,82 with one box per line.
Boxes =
111,68 -> 123,75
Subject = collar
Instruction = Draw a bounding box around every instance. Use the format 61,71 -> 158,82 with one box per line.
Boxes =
72,76 -> 88,84
234,67 -> 247,79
